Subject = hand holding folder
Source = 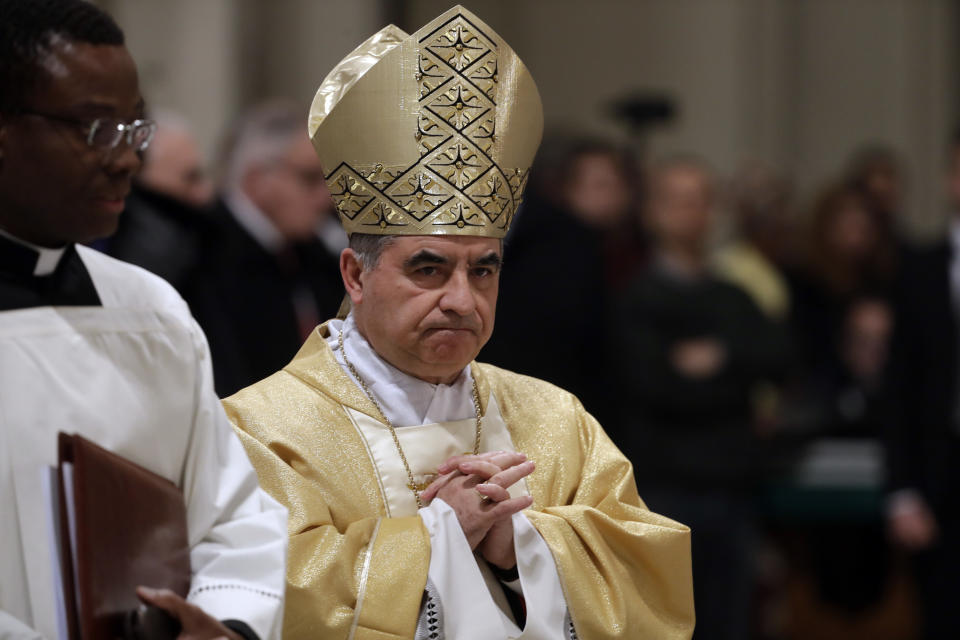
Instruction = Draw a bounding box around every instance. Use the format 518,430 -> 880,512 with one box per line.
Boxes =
55,432 -> 189,640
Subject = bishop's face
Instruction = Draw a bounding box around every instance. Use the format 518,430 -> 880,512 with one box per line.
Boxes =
348,235 -> 501,384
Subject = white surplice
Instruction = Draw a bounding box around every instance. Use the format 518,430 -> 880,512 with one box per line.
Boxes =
0,246 -> 287,640
328,316 -> 568,640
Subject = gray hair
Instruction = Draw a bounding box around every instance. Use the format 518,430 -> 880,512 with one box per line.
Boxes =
146,107 -> 193,136
349,233 -> 396,270
218,100 -> 305,193
141,108 -> 195,166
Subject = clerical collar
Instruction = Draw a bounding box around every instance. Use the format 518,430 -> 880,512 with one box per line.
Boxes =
326,315 -> 476,427
223,190 -> 286,253
0,228 -> 68,277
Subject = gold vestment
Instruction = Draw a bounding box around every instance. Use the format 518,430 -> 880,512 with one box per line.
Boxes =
224,322 -> 695,639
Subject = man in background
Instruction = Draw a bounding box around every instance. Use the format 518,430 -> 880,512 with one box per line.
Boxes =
885,131 -> 960,638
613,157 -> 789,639
106,110 -> 214,290
187,101 -> 345,396
0,1 -> 286,637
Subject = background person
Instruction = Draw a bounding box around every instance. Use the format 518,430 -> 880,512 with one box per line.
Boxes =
186,100 -> 345,396
884,129 -> 960,638
105,109 -> 214,291
612,157 -> 790,640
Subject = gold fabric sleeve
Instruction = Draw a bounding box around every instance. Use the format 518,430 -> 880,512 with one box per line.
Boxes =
224,335 -> 431,640
474,364 -> 696,639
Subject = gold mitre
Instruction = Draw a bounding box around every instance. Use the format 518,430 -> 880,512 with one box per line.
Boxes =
308,5 -> 543,238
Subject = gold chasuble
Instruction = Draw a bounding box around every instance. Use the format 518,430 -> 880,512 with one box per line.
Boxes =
224,322 -> 694,639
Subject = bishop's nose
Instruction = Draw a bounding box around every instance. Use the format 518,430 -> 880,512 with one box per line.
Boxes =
439,268 -> 477,317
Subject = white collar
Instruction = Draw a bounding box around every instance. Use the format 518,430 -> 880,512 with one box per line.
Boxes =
0,228 -> 68,276
223,189 -> 286,253
326,315 -> 476,427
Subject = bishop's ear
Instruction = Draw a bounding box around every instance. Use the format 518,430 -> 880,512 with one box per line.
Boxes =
340,248 -> 365,305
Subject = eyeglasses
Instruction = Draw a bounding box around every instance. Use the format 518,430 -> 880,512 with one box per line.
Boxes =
274,161 -> 327,189
19,110 -> 158,152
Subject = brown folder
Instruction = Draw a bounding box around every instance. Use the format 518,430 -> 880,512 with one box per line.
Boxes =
57,432 -> 190,640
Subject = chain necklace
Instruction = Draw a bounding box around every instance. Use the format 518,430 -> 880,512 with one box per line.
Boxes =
338,328 -> 483,508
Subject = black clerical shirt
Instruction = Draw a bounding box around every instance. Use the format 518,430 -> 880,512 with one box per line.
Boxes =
0,233 -> 101,311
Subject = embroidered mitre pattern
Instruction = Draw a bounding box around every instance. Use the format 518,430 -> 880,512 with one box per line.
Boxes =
311,6 -> 542,238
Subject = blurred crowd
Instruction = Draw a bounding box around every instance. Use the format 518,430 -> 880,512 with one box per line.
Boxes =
482,133 -> 960,640
106,101 -> 960,639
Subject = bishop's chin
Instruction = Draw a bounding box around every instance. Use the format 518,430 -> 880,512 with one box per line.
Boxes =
417,345 -> 479,379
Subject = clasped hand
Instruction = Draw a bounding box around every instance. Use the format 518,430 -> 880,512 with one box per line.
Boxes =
420,450 -> 535,570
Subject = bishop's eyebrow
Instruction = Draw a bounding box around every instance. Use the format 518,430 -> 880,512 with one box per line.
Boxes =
404,250 -> 449,269
472,252 -> 503,269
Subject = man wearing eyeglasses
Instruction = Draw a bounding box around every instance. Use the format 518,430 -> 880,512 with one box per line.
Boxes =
0,1 -> 287,639
185,101 -> 345,397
